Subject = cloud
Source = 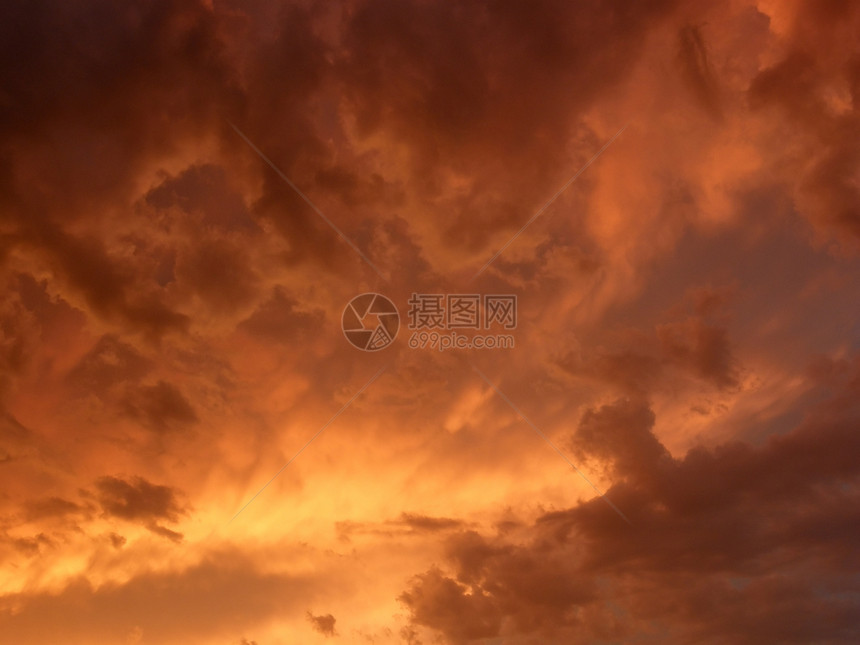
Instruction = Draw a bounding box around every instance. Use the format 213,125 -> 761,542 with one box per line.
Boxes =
66,335 -> 152,394
306,611 -> 337,637
0,275 -> 46,403
0,551 -> 320,645
337,513 -> 466,541
120,380 -> 198,433
0,1 -> 858,643
656,316 -> 740,389
0,0 -> 241,340
399,356 -> 860,643
238,287 -> 326,345
144,163 -> 259,234
94,476 -> 182,522
94,476 -> 185,540
399,513 -> 465,533
744,2 -> 860,244
336,0 -> 680,259
676,24 -> 723,121
569,398 -> 668,481
23,497 -> 87,522
399,568 -> 502,644
174,237 -> 259,315
29,226 -> 190,337
556,288 -> 741,394
0,412 -> 35,465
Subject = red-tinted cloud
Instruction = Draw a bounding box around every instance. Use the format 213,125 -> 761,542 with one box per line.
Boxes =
0,1 -> 858,643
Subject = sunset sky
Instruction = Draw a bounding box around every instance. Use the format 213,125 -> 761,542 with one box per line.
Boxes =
1,1 -> 859,643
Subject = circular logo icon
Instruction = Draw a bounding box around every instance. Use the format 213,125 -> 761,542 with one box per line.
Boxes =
342,293 -> 400,351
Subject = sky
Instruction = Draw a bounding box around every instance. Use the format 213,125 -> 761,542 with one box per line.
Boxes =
0,0 -> 859,643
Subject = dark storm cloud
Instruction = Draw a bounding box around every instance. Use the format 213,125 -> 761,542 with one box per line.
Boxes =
144,164 -> 260,234
337,0 -> 679,250
7,533 -> 54,557
174,237 -> 259,314
0,0 -> 858,642
557,292 -> 741,394
95,475 -> 183,522
0,300 -> 36,403
399,513 -> 465,533
0,0 -> 241,185
0,273 -> 82,403
23,496 -> 88,522
746,2 -> 860,242
657,316 -> 740,389
570,398 -> 668,481
120,380 -> 198,433
306,611 -> 337,637
25,225 -> 190,337
0,0 -> 249,338
400,568 -> 503,644
94,475 -> 185,540
400,357 -> 860,643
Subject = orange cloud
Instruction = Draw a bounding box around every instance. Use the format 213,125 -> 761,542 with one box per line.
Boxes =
0,0 -> 858,643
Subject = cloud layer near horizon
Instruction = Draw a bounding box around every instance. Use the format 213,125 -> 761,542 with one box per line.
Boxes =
1,1 -> 859,643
